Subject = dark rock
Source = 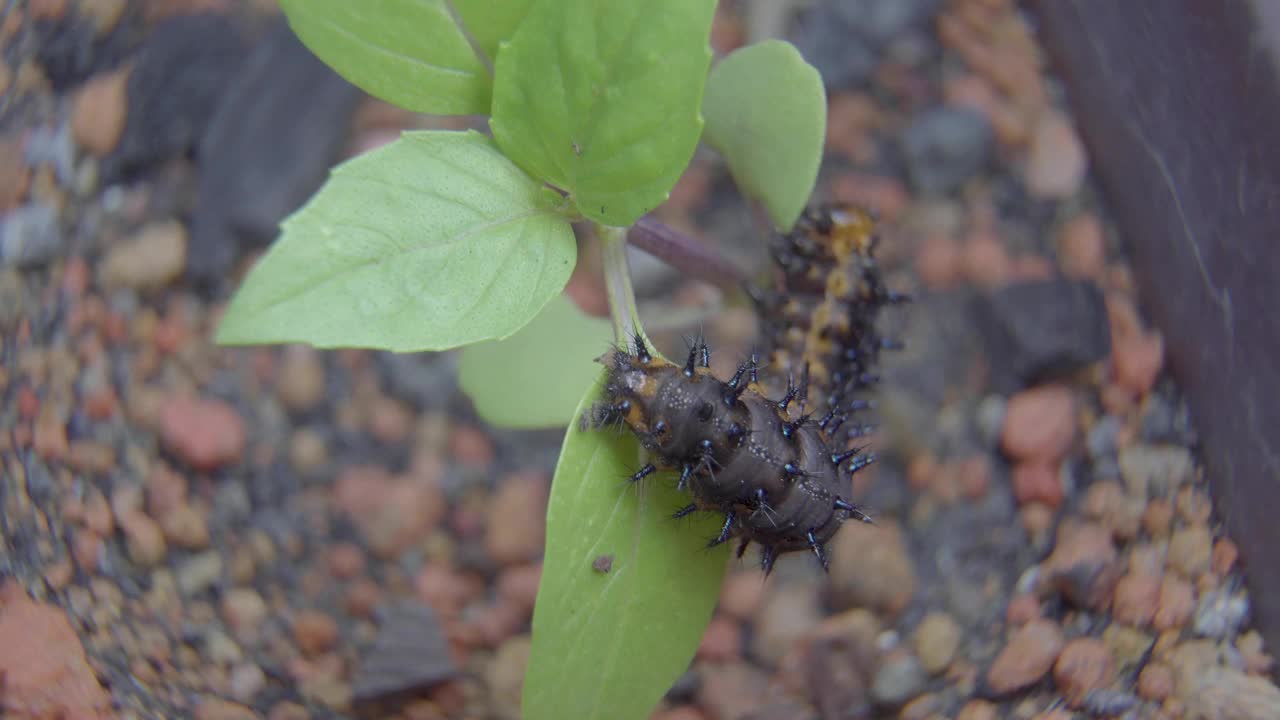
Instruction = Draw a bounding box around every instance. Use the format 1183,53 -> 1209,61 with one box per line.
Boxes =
32,13 -> 142,92
103,13 -> 247,182
901,107 -> 993,194
974,277 -> 1111,393
351,601 -> 456,712
797,0 -> 944,88
187,16 -> 361,285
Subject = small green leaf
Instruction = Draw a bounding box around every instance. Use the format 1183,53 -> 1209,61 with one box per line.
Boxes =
215,130 -> 576,353
458,293 -> 613,429
490,0 -> 716,227
524,371 -> 730,720
278,0 -> 512,115
702,40 -> 827,231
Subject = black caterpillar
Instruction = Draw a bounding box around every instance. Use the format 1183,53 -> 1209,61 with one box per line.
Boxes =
592,205 -> 905,574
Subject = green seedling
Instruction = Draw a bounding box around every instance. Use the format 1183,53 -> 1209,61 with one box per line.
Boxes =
213,2 -> 828,718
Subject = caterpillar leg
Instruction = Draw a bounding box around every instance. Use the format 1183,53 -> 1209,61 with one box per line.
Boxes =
760,544 -> 779,575
807,530 -> 830,572
672,503 -> 698,520
707,514 -> 734,548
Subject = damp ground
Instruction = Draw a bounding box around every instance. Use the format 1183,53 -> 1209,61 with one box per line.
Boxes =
1,1 -> 1277,719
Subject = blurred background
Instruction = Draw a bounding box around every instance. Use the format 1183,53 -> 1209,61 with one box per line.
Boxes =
0,1 -> 1276,719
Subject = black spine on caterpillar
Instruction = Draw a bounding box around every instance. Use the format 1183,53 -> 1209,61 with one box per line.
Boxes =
596,333 -> 873,575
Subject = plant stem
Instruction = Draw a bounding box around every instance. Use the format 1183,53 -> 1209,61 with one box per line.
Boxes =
599,224 -> 645,348
628,215 -> 745,291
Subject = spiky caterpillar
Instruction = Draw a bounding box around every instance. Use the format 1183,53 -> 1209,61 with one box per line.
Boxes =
757,205 -> 908,417
591,204 -> 900,574
596,335 -> 873,574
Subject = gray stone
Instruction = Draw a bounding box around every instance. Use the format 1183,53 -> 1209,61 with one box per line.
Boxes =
871,653 -> 927,706
902,107 -> 994,195
798,0 -> 944,88
0,203 -> 61,268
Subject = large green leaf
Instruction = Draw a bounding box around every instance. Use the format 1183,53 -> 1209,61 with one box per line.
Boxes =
279,0 -> 530,115
490,0 -> 717,227
702,40 -> 827,231
215,130 -> 576,352
458,293 -> 612,429
523,370 -> 730,720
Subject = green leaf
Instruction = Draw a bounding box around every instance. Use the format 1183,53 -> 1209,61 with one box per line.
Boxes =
278,0 -> 518,115
451,0 -> 537,60
215,130 -> 576,353
458,293 -> 613,429
490,0 -> 717,227
702,40 -> 827,231
524,370 -> 730,720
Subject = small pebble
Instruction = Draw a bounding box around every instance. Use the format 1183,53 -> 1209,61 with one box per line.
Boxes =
121,511 -> 166,567
267,701 -> 310,720
327,543 -> 365,579
177,551 -> 223,596
159,394 -> 246,471
1053,637 -> 1114,706
1057,212 -> 1106,279
871,651 -> 927,706
1119,444 -> 1192,500
1000,385 -> 1076,463
1011,461 -> 1063,508
986,619 -> 1064,695
962,231 -> 1013,288
1025,110 -> 1086,198
1142,497 -> 1175,537
752,584 -> 822,667
497,563 -> 541,614
1153,576 -> 1196,631
99,220 -> 187,291
1175,486 -> 1212,526
957,699 -> 997,720
161,503 -> 210,550
718,572 -> 766,621
697,615 -> 741,663
221,588 -> 268,640
1113,331 -> 1164,396
1137,662 -> 1174,701
449,424 -> 494,467
71,68 -> 130,156
1167,526 -> 1212,579
485,472 -> 548,567
913,612 -> 961,674
486,636 -> 531,720
1,202 -> 61,267
276,346 -> 326,413
916,233 -> 962,290
829,520 -> 917,615
228,662 -> 266,702
1210,538 -> 1238,575
1111,572 -> 1160,627
1193,588 -> 1249,639
1040,521 -> 1120,609
288,428 -> 328,476
194,697 -> 257,720
294,610 -> 339,656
